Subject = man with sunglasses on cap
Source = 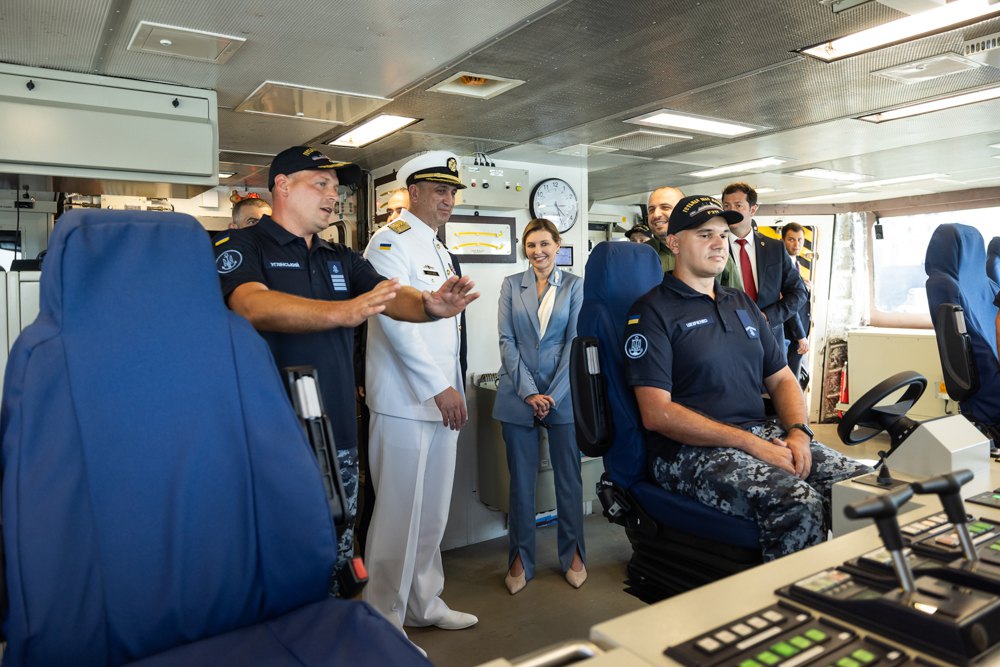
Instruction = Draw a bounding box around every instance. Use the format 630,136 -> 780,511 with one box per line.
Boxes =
214,146 -> 478,597
623,196 -> 870,561
361,150 -> 478,638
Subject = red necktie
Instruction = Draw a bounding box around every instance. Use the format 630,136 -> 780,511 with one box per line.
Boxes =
736,239 -> 757,301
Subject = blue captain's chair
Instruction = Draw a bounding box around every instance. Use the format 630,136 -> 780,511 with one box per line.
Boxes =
987,236 -> 1000,284
570,241 -> 760,602
925,223 -> 1000,442
0,210 -> 426,667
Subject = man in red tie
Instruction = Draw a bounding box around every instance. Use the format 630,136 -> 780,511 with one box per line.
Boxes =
721,182 -> 807,356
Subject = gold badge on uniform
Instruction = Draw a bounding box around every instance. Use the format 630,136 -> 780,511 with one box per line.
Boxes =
388,220 -> 411,234
447,157 -> 457,173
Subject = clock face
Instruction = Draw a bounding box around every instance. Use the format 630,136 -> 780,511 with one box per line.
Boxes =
529,178 -> 579,233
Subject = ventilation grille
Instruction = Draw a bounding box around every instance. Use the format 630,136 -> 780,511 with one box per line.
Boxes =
593,130 -> 691,152
963,31 -> 1000,57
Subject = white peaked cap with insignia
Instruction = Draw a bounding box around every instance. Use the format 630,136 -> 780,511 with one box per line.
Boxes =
396,150 -> 467,190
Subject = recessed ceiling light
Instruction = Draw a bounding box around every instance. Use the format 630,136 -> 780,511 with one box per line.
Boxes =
801,0 -> 1000,62
328,114 -> 420,148
859,84 -> 1000,122
218,171 -> 235,179
780,192 -> 863,204
688,157 -> 790,179
845,173 -> 948,188
791,168 -> 870,182
625,110 -> 763,137
159,38 -> 173,47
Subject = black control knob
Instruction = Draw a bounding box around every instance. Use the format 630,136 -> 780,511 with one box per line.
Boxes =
845,485 -> 916,594
912,470 -> 977,562
845,485 -> 913,552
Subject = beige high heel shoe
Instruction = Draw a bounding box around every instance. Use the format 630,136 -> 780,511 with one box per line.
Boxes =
504,568 -> 527,595
565,564 -> 587,589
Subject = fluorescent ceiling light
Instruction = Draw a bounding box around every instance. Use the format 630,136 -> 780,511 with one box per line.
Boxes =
755,187 -> 776,194
218,171 -> 235,179
859,85 -> 1000,122
328,114 -> 419,148
801,0 -> 1000,62
792,168 -> 870,182
781,192 -> 863,204
991,143 -> 1000,149
625,110 -> 762,137
846,173 -> 947,188
688,157 -> 790,179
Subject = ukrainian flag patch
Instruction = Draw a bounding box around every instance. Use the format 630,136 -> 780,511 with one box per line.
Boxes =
379,242 -> 392,251
627,314 -> 640,325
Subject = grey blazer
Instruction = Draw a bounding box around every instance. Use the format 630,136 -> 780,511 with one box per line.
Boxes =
492,268 -> 583,426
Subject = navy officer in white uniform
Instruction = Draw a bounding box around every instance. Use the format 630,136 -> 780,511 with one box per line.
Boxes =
363,151 -> 477,635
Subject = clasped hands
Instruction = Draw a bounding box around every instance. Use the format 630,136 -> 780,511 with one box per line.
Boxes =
525,393 -> 555,421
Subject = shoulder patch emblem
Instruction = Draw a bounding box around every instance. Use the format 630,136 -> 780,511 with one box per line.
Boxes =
388,220 -> 411,234
624,333 -> 648,359
216,249 -> 243,274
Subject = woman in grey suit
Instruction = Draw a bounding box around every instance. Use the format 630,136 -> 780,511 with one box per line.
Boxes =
493,218 -> 585,595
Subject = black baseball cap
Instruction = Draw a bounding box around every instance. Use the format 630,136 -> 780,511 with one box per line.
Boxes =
625,223 -> 651,240
667,195 -> 742,235
268,146 -> 363,191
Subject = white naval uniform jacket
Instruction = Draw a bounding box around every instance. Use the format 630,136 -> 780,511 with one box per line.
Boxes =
363,208 -> 464,421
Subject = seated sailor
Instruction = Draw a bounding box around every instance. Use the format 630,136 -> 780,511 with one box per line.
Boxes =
623,195 -> 872,561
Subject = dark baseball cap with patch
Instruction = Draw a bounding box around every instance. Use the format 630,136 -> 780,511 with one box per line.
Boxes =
268,146 -> 363,190
667,195 -> 743,235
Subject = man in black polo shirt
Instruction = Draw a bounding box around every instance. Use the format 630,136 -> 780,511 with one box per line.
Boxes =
624,195 -> 870,561
214,146 -> 478,592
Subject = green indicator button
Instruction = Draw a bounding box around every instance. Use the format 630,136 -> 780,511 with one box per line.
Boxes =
756,651 -> 781,666
851,648 -> 876,664
836,658 -> 861,667
805,628 -> 828,642
971,522 -> 994,533
738,660 -> 762,667
771,642 -> 799,657
790,636 -> 813,649
990,542 -> 1000,551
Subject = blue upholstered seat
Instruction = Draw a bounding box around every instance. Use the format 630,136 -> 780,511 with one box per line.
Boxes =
578,241 -> 760,551
925,223 -> 1000,429
0,210 -> 424,666
987,236 -> 1000,284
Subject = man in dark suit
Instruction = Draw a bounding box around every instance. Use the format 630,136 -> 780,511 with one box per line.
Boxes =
781,222 -> 811,385
721,182 -> 807,355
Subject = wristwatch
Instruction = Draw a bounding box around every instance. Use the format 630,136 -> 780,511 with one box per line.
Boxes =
787,423 -> 814,439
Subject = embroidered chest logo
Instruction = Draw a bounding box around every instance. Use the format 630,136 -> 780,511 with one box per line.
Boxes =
216,250 -> 242,274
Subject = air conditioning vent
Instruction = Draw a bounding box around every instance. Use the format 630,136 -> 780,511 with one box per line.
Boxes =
963,31 -> 1000,67
593,130 -> 691,152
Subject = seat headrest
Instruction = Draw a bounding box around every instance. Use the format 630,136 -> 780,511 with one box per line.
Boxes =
925,223 -> 987,282
987,237 -> 1000,284
583,241 -> 662,315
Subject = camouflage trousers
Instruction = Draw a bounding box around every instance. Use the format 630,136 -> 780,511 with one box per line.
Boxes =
330,447 -> 359,598
652,422 -> 872,561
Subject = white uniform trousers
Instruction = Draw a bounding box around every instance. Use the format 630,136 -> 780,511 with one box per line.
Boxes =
363,412 -> 458,629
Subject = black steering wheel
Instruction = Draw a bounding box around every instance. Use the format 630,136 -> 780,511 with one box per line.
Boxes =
837,371 -> 927,450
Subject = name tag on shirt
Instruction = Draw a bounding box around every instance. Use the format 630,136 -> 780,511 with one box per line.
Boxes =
422,265 -> 441,277
328,261 -> 348,292
268,261 -> 302,269
735,309 -> 759,339
681,316 -> 713,330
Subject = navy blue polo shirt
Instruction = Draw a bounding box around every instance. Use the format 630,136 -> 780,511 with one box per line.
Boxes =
624,272 -> 786,465
214,215 -> 385,452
